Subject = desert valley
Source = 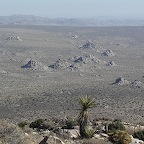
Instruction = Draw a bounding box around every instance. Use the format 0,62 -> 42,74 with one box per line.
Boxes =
0,25 -> 144,124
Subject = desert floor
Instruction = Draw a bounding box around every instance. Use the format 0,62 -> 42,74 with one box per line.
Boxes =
0,25 -> 144,123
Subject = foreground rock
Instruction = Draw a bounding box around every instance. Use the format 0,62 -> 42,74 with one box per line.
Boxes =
0,119 -> 39,144
39,136 -> 65,144
130,135 -> 144,144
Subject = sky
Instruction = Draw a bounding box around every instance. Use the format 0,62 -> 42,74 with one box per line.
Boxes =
1,0 -> 144,18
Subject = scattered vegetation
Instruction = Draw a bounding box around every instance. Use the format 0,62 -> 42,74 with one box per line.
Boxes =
133,130 -> 144,141
109,130 -> 132,144
1,96 -> 144,144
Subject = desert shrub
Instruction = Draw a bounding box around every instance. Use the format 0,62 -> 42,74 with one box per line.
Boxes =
62,119 -> 78,129
133,130 -> 144,141
18,121 -> 28,129
109,130 -> 131,144
84,127 -> 95,139
108,120 -> 125,133
29,118 -> 56,131
29,119 -> 45,130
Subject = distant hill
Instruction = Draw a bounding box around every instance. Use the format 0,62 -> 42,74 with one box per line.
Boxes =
0,15 -> 144,26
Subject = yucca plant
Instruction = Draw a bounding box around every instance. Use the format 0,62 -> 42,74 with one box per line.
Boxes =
78,95 -> 96,138
84,126 -> 95,138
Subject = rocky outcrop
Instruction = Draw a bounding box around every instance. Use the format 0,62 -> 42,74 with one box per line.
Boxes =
78,41 -> 96,49
106,61 -> 116,66
49,54 -> 103,70
130,80 -> 144,88
21,59 -> 48,71
6,36 -> 22,41
114,77 -> 130,85
102,49 -> 116,57
48,59 -> 72,70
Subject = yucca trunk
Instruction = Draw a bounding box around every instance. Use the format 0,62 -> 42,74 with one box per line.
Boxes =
79,109 -> 88,138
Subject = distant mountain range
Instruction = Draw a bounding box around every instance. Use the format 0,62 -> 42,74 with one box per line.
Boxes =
0,15 -> 144,26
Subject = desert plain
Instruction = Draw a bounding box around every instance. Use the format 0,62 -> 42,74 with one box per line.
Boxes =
0,25 -> 144,123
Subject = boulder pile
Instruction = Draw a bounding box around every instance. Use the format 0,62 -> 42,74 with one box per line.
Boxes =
6,36 -> 22,41
49,54 -> 103,70
130,80 -> 144,88
78,41 -> 96,49
114,77 -> 130,85
102,49 -> 116,57
107,61 -> 116,66
21,59 -> 48,71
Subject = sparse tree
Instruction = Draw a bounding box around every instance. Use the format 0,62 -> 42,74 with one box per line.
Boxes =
78,95 -> 96,138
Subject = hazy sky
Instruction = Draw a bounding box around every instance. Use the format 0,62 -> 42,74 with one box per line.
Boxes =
1,0 -> 144,18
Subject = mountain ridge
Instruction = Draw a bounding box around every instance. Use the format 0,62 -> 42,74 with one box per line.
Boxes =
0,14 -> 144,26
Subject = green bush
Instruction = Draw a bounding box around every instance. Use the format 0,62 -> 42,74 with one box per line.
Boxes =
18,121 -> 28,129
108,120 -> 125,133
29,119 -> 45,130
133,130 -> 144,141
109,130 -> 131,144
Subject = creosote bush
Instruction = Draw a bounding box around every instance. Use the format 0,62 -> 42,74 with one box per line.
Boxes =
109,130 -> 131,144
133,130 -> 144,141
29,118 -> 56,131
18,121 -> 28,129
29,118 -> 45,130
108,119 -> 125,133
62,119 -> 78,129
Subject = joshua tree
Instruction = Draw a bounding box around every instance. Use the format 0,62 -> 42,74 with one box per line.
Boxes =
78,95 -> 96,138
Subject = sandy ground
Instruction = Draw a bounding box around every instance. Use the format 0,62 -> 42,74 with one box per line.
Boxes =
0,25 -> 144,123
